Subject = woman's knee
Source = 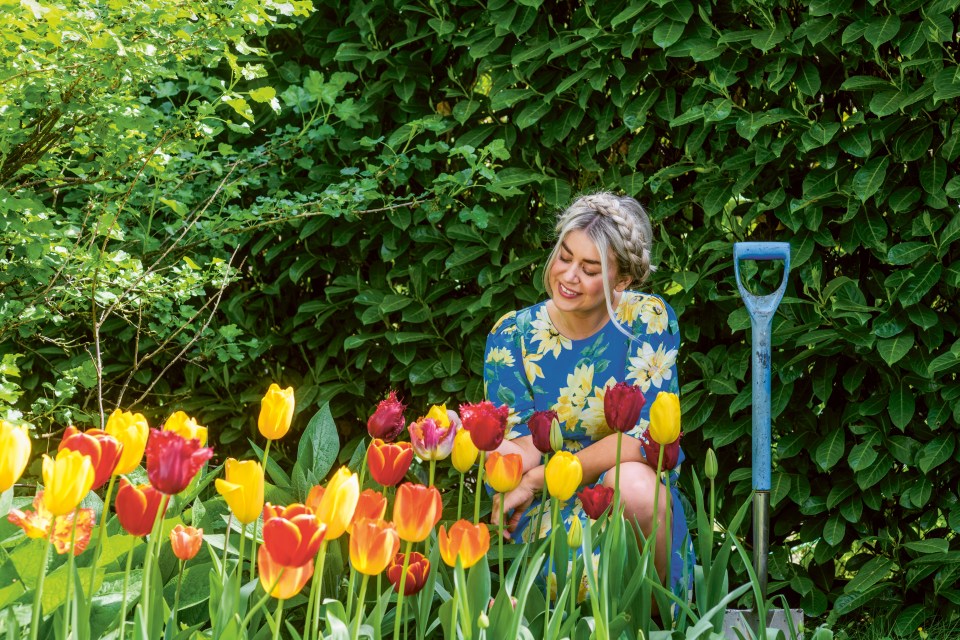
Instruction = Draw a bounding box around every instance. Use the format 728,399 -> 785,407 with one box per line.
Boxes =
602,462 -> 667,522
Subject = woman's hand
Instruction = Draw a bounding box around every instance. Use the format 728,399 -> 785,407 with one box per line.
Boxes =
490,468 -> 543,540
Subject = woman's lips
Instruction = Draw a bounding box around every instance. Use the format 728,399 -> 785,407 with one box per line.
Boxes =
558,283 -> 578,298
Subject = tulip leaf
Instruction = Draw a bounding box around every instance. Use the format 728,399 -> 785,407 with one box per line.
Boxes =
295,403 -> 342,491
815,428 -> 845,471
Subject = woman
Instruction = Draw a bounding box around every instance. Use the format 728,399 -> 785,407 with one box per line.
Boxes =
484,192 -> 693,596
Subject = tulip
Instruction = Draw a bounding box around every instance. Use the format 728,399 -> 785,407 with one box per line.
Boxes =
544,451 -> 582,501
0,421 -> 31,492
603,381 -> 645,433
484,452 -> 523,494
258,545 -> 314,599
567,517 -> 583,548
549,417 -> 564,452
367,390 -> 407,441
408,416 -> 456,461
348,489 -> 388,534
105,409 -> 149,475
262,503 -> 327,568
460,401 -> 509,451
163,411 -> 208,447
529,410 -> 558,454
577,485 -> 614,520
350,518 -> 400,576
387,551 -> 431,596
393,483 -> 443,543
705,448 -> 718,480
649,392 -> 681,445
170,523 -> 204,561
451,429 -> 479,473
115,477 -> 166,537
259,383 -> 295,440
215,459 -> 264,525
641,431 -> 681,471
59,426 -> 123,490
367,439 -> 414,487
8,492 -> 95,555
438,520 -> 490,569
312,467 -> 359,539
7,493 -> 52,539
42,449 -> 95,516
145,429 -> 214,495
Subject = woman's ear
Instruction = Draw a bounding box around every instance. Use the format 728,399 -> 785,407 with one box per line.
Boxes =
614,276 -> 633,292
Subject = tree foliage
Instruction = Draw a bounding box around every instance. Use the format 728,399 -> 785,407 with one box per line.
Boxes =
2,0 -> 959,628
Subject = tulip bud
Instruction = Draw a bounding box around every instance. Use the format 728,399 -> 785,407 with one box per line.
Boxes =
705,448 -> 718,480
567,517 -> 582,548
549,417 -> 563,452
477,613 -> 490,629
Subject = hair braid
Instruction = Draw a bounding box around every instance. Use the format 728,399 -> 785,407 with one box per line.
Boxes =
580,193 -> 654,284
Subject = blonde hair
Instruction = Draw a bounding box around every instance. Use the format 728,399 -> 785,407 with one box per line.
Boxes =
542,192 -> 656,340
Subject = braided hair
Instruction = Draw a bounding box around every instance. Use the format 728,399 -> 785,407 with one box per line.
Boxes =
542,192 -> 656,340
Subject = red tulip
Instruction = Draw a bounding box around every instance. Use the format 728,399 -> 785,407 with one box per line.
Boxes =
641,430 -> 682,471
59,426 -> 123,490
460,401 -> 509,451
115,477 -> 167,536
387,551 -> 431,596
367,439 -> 414,487
262,502 -> 327,568
145,429 -> 213,495
603,381 -> 645,433
577,485 -> 615,520
367,390 -> 406,441
528,410 -> 558,454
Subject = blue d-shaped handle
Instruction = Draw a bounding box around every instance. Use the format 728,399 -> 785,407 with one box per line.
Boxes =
733,242 -> 790,492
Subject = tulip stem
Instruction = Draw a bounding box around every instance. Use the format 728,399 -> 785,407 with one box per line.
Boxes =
29,535 -> 51,640
498,495 -> 505,580
254,441 -> 272,584
454,561 -> 472,640
352,574 -> 370,640
308,539 -> 329,640
613,432 -> 623,517
665,470 -> 672,602
545,496 -> 560,630
651,447 -> 664,584
171,559 -> 184,632
532,454 -> 548,540
63,511 -> 79,640
393,542 -> 413,640
237,522 -> 247,603
473,452 -> 486,525
456,472 -> 465,521
241,571 -> 283,632
272,598 -> 285,640
222,513 -> 232,575
139,494 -> 169,632
345,566 -> 357,620
118,536 -> 135,640
89,473 -> 118,596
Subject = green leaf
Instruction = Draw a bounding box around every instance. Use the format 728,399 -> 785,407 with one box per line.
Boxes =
918,434 -> 955,473
751,28 -> 785,52
816,428 -> 845,471
903,538 -> 950,554
886,242 -> 931,265
919,158 -> 947,193
248,86 -> 276,103
823,514 -> 846,546
869,90 -> 905,116
899,261 -> 941,307
652,20 -> 685,49
887,380 -> 915,430
795,62 -> 821,96
853,156 -> 890,201
295,403 -> 341,490
894,606 -> 929,637
514,99 -> 551,129
864,14 -> 901,47
877,332 -> 914,365
844,557 -> 895,593
848,440 -> 879,472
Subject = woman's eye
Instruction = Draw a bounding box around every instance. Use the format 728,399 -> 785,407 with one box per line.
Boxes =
559,256 -> 572,263
583,270 -> 598,277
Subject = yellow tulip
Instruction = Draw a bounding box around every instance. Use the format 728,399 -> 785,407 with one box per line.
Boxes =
0,421 -> 31,492
42,449 -> 95,516
649,392 -> 681,445
313,467 -> 359,539
424,404 -> 451,429
105,409 -> 149,475
258,383 -> 295,440
544,451 -> 582,501
164,411 -> 207,447
451,430 -> 479,474
215,459 -> 264,524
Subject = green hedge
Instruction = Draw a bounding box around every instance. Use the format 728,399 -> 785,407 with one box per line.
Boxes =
3,0 -> 959,629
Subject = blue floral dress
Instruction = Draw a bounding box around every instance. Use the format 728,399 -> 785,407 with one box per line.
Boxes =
483,291 -> 694,597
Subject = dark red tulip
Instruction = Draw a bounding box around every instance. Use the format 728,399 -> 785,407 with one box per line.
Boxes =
387,551 -> 431,596
145,429 -> 213,495
460,401 -> 509,451
641,430 -> 682,471
578,485 -> 615,520
603,381 -> 645,433
367,390 -> 406,441
528,410 -> 558,454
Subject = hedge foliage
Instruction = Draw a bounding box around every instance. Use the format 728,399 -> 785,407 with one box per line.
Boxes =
2,0 -> 959,629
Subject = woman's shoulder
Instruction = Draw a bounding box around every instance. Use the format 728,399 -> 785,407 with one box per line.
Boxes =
488,301 -> 546,336
616,291 -> 679,336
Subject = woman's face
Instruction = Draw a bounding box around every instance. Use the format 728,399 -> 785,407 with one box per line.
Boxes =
548,229 -> 625,317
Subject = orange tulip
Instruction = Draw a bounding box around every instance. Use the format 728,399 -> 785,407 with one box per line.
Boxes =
367,439 -> 414,487
258,545 -> 314,599
262,503 -> 326,568
484,452 -> 523,494
348,489 -> 387,534
350,518 -> 400,576
59,426 -> 123,490
393,483 -> 442,543
7,491 -> 95,555
438,520 -> 490,569
170,524 -> 204,561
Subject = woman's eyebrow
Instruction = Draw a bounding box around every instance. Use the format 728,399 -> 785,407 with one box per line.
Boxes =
560,241 -> 601,265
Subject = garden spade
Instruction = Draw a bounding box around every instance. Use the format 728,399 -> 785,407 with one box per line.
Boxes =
733,241 -> 789,603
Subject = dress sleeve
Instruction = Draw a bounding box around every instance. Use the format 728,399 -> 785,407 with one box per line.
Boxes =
625,293 -> 682,439
483,311 -> 536,439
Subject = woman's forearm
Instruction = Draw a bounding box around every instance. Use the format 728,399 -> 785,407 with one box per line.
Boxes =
574,433 -> 645,485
